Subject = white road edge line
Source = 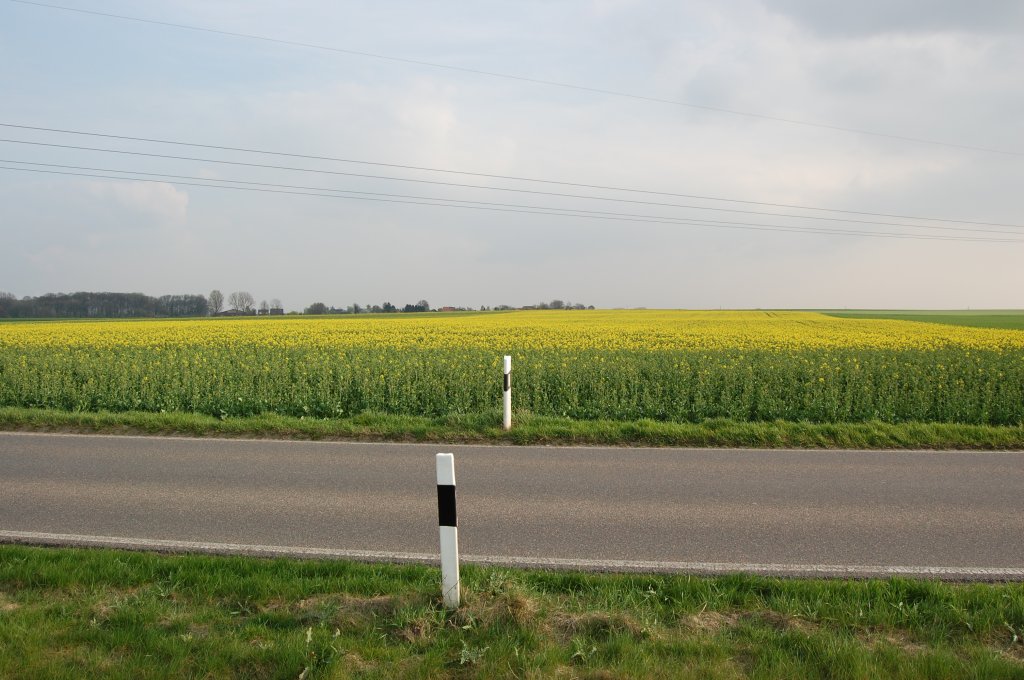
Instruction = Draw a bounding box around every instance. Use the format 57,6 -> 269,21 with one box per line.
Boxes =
2,530 -> 1022,580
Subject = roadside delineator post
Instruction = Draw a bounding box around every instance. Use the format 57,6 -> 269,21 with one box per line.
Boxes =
502,355 -> 512,430
436,453 -> 460,609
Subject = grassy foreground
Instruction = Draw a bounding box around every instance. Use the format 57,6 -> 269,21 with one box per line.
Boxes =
2,406 -> 1024,449
1,545 -> 1022,679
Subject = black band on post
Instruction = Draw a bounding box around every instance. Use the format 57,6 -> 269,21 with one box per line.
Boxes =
437,484 -> 457,527
503,373 -> 510,391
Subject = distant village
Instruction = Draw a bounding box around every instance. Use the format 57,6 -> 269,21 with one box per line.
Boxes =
295,299 -> 595,315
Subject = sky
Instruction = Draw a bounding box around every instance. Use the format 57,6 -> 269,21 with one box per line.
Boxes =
1,0 -> 1022,311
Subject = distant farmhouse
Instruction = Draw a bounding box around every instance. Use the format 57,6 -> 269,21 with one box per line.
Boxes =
217,307 -> 284,317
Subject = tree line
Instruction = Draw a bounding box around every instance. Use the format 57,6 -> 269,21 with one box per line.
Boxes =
0,291 -> 208,318
0,291 -> 594,318
303,300 -> 432,314
0,290 -> 286,318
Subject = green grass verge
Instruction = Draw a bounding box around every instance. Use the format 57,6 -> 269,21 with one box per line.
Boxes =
1,406 -> 1024,449
1,544 -> 1022,679
823,310 -> 1024,331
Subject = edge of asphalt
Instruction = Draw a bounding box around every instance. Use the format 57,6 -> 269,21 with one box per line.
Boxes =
3,430 -> 1022,455
3,530 -> 1023,583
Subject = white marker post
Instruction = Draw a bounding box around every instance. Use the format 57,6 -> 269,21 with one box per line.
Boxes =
435,453 -> 460,609
502,355 -> 512,430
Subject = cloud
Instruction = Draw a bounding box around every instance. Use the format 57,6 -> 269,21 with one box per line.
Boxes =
762,0 -> 1024,37
85,180 -> 189,224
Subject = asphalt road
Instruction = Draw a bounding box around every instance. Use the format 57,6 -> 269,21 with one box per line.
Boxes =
1,432 -> 1022,579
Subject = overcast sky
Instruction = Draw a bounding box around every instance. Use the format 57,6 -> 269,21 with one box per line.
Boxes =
2,0 -> 1022,310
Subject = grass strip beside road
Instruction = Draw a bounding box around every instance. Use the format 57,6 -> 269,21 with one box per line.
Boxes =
2,406 -> 1024,449
1,545 -> 1022,679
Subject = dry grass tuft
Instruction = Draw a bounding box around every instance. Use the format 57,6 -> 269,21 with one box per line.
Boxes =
462,577 -> 543,631
742,610 -> 819,634
339,651 -> 372,673
579,671 -> 629,680
338,594 -> 401,617
553,611 -> 650,641
186,623 -> 211,640
289,593 -> 402,625
546,667 -> 630,680
0,592 -> 19,612
395,612 -> 438,644
995,644 -> 1024,663
862,630 -> 927,655
490,590 -> 540,628
85,586 -> 146,624
682,610 -> 740,635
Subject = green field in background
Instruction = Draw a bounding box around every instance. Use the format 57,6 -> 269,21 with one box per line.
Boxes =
822,310 -> 1024,331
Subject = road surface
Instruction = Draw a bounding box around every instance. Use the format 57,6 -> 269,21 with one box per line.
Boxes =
1,432 -> 1022,580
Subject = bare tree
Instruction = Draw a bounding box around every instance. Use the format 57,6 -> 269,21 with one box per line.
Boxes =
208,289 -> 223,315
270,298 -> 282,310
228,291 -> 255,312
259,299 -> 270,314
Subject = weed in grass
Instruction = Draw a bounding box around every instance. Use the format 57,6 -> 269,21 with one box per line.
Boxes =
458,640 -> 490,666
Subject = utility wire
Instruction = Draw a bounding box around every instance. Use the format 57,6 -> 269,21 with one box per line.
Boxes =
7,0 -> 1021,157
1,122 -> 1018,229
2,164 -> 1020,243
4,158 -> 1021,238
5,138 -> 1019,234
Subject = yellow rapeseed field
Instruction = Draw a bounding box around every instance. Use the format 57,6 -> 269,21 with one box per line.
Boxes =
1,310 -> 1022,424
3,310 -> 1023,352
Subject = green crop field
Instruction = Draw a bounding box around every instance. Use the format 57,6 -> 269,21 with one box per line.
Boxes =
822,310 -> 1024,331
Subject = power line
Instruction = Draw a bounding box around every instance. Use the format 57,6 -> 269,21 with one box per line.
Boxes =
6,163 -> 1006,242
1,122 -> 1018,229
8,0 -> 1021,158
5,138 -> 1020,235
3,164 -> 1020,243
5,158 -> 1021,238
